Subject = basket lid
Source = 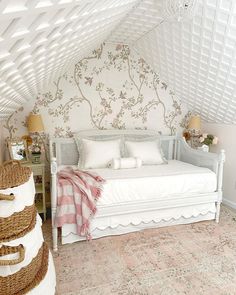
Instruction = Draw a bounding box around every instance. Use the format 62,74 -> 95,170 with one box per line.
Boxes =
0,160 -> 32,189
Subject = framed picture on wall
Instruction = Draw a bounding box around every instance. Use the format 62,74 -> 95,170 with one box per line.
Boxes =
7,138 -> 29,163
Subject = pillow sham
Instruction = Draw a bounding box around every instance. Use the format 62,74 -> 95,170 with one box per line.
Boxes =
77,138 -> 121,169
125,140 -> 166,165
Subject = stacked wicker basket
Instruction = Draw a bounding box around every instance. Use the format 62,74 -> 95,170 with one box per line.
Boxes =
0,160 -> 56,295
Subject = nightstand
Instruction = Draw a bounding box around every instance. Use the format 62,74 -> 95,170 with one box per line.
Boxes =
23,162 -> 46,221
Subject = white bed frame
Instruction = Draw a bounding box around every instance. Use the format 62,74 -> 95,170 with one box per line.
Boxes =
50,130 -> 225,251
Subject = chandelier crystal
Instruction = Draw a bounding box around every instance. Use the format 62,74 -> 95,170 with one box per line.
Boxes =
164,0 -> 197,22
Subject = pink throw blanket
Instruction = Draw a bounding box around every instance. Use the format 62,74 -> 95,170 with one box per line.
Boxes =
55,167 -> 105,239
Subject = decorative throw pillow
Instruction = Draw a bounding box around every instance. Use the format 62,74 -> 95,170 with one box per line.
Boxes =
125,140 -> 166,165
77,138 -> 121,169
108,157 -> 142,169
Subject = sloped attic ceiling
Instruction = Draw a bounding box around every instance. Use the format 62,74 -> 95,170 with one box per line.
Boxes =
0,0 -> 236,124
0,0 -> 139,119
109,0 -> 236,124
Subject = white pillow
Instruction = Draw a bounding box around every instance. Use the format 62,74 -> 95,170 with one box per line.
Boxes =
108,157 -> 142,169
80,138 -> 121,169
125,140 -> 165,165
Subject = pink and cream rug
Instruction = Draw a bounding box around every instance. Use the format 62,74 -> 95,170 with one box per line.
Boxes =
43,206 -> 236,295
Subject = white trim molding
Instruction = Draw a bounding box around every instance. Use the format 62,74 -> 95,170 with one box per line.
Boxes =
223,198 -> 236,210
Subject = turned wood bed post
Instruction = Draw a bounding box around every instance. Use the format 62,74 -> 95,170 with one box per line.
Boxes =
216,149 -> 226,223
50,156 -> 58,251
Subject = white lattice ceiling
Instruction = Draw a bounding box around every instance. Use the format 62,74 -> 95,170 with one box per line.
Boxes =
1,0 -> 236,124
0,0 -> 139,119
109,0 -> 236,124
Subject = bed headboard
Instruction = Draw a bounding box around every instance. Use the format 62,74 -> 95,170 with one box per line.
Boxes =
49,129 -> 177,166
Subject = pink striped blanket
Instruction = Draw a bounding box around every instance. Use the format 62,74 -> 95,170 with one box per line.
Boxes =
55,167 -> 105,239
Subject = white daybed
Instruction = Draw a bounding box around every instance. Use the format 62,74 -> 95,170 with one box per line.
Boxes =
50,130 -> 225,251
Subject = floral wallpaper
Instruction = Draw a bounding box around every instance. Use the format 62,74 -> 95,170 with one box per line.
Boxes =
3,43 -> 187,156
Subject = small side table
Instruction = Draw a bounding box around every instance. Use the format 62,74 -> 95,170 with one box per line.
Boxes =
23,162 -> 46,221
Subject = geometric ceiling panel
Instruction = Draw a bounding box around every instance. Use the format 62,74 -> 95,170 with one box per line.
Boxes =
109,0 -> 236,124
0,0 -> 139,120
107,0 -> 163,44
1,0 -> 236,124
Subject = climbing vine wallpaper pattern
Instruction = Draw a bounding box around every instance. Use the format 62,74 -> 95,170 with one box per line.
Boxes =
3,43 -> 186,145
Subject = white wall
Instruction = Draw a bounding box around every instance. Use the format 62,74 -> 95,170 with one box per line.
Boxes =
202,122 -> 236,208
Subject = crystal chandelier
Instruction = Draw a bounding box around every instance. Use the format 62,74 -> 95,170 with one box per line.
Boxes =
164,0 -> 197,22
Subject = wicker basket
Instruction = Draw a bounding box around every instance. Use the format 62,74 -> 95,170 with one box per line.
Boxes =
0,193 -> 15,201
0,160 -> 32,190
0,242 -> 49,295
0,204 -> 37,243
0,244 -> 25,266
0,166 -> 35,219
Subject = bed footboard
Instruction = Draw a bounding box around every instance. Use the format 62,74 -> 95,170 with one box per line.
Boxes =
177,138 -> 226,222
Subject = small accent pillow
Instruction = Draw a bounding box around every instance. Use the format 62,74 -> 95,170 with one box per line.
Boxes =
79,138 -> 121,169
108,157 -> 142,169
125,140 -> 166,165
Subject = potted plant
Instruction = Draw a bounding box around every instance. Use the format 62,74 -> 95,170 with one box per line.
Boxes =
199,133 -> 218,152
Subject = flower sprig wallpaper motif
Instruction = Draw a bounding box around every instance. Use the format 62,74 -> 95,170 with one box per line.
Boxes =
2,43 -> 187,202
4,43 -> 185,141
3,107 -> 24,139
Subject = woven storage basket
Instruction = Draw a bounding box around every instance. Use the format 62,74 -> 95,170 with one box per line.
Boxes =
0,204 -> 37,243
0,242 -> 49,295
0,244 -> 25,266
0,160 -> 32,190
27,251 -> 56,295
0,173 -> 35,220
0,214 -> 44,277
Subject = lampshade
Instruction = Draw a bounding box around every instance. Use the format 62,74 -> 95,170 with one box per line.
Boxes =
27,113 -> 44,133
188,115 -> 201,130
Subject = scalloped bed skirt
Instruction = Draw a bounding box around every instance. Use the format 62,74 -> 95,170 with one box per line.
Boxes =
61,202 -> 216,244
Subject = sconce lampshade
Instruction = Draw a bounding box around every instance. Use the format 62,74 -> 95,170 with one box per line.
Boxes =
27,113 -> 44,133
188,115 -> 201,130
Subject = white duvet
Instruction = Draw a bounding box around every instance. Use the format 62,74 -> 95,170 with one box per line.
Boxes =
59,160 -> 217,206
91,160 -> 217,206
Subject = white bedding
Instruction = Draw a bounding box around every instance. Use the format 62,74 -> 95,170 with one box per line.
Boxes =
93,160 -> 217,205
59,160 -> 217,206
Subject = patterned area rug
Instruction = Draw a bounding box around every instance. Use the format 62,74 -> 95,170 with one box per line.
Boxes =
43,206 -> 236,295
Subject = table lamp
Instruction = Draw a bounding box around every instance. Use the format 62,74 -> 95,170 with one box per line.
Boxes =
27,113 -> 44,163
188,115 -> 201,148
188,115 -> 201,135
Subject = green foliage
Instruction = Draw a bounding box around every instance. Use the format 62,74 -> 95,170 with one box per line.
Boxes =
203,134 -> 214,145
